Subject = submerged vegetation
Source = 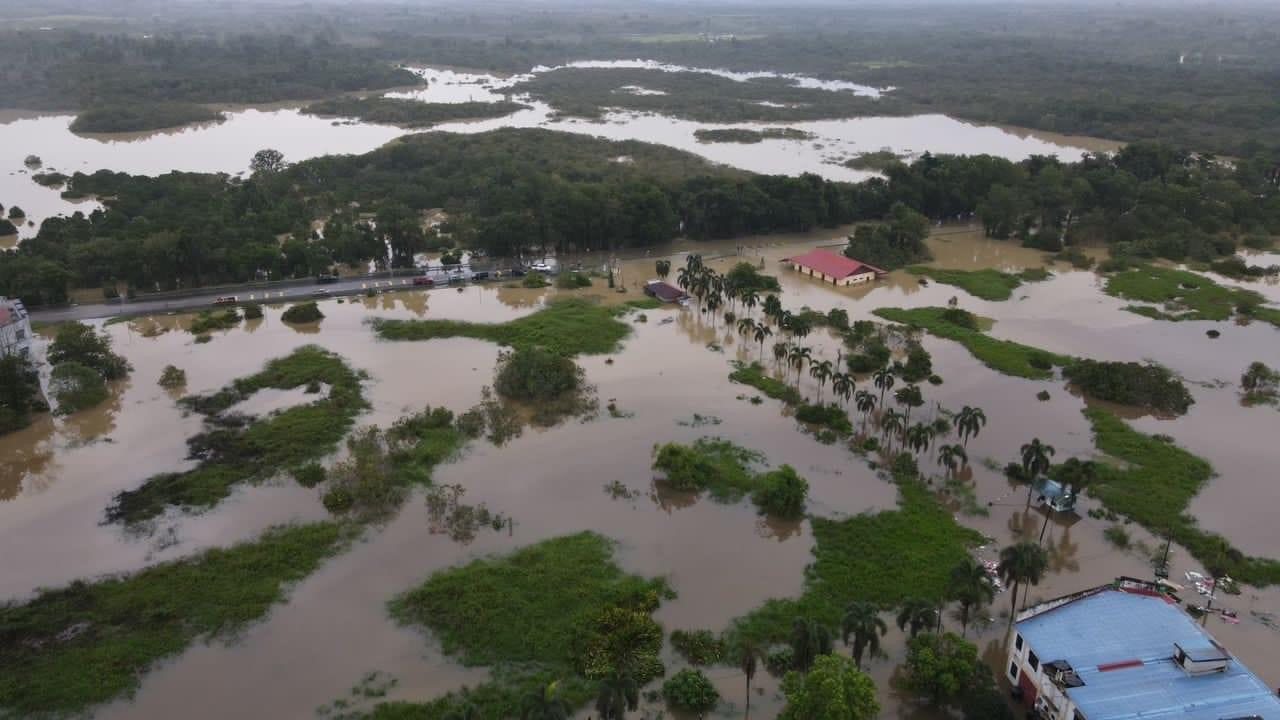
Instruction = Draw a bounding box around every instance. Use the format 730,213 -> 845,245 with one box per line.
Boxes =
69,103 -> 223,133
48,362 -> 109,415
107,346 -> 366,524
652,438 -> 811,518
281,301 -> 325,324
302,97 -> 528,127
1083,409 -> 1280,586
873,307 -> 1071,380
904,266 -> 1046,302
1063,360 -> 1194,415
1105,266 -> 1278,326
0,355 -> 47,435
0,522 -> 346,717
693,127 -> 814,144
374,298 -> 631,355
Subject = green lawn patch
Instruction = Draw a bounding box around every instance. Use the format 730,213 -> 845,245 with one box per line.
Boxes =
905,266 -> 1025,301
873,307 -> 1073,380
373,298 -> 631,355
1105,265 -> 1278,326
379,533 -> 670,718
727,481 -> 983,645
729,361 -> 801,404
107,346 -> 367,524
1083,408 -> 1280,585
0,522 -> 346,717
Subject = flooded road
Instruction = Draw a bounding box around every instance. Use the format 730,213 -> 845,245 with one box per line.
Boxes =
1,65 -> 1112,239
3,225 -> 1278,717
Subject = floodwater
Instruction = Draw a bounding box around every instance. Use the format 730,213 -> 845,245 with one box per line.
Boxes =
1,64 -> 1109,239
3,227 -> 1279,718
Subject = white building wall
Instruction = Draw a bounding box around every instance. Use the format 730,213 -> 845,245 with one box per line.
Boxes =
1006,631 -> 1082,720
0,300 -> 33,359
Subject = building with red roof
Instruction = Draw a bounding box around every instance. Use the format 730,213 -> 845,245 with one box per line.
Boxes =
785,249 -> 885,287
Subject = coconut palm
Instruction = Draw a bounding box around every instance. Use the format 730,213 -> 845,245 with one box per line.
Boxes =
955,406 -> 987,448
521,681 -> 570,720
753,323 -> 773,363
705,292 -> 723,328
676,266 -> 693,291
655,259 -> 671,280
937,444 -> 967,478
998,542 -> 1050,620
685,253 -> 704,274
741,288 -> 760,318
879,408 -> 904,453
1020,438 -> 1056,507
895,598 -> 939,639
841,601 -> 887,669
810,359 -> 834,404
873,366 -> 896,407
789,617 -> 833,672
906,423 -> 933,458
788,345 -> 812,389
894,384 -> 924,427
737,641 -> 763,720
763,294 -> 783,323
947,557 -> 996,638
737,316 -> 756,342
854,390 -> 877,431
595,671 -> 639,720
772,340 -> 789,369
832,372 -> 854,408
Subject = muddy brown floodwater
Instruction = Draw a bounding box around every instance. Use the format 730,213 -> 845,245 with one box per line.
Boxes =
2,227 -> 1278,718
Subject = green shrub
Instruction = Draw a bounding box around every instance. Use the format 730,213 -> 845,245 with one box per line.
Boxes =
48,322 -> 130,380
1063,359 -> 1194,415
294,463 -> 326,488
729,361 -> 802,404
752,465 -> 809,518
0,355 -> 47,435
652,438 -> 762,499
242,304 -> 264,320
158,365 -> 187,388
194,334 -> 212,344
522,272 -> 550,288
282,301 -> 324,324
766,647 -> 795,675
555,271 -> 592,289
322,486 -> 354,513
725,261 -> 781,292
189,309 -> 240,334
494,346 -> 579,402
900,343 -> 933,382
670,629 -> 725,666
1103,525 -> 1131,548
939,307 -> 979,330
50,362 -> 108,415
795,403 -> 853,435
662,669 -> 719,714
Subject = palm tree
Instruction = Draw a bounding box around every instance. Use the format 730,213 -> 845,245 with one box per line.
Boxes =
955,406 -> 987,448
753,323 -> 773,363
906,423 -> 932,458
685,253 -> 704,274
873,366 -> 895,407
854,390 -> 877,431
763,294 -> 783,324
789,617 -> 833,672
998,542 -> 1050,621
937,444 -> 967,479
1020,438 -> 1056,507
948,557 -> 995,638
779,309 -> 795,336
737,316 -> 756,343
705,290 -> 723,328
772,340 -> 789,369
810,359 -> 834,404
521,681 -> 570,720
879,408 -> 904,453
841,601 -> 887,669
741,288 -> 760,318
655,259 -> 671,280
788,345 -> 811,390
676,266 -> 693,291
737,641 -> 763,720
895,598 -> 938,639
894,384 -> 924,427
832,372 -> 854,408
595,671 -> 639,720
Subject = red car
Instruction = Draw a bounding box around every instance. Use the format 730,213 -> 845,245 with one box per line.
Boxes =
213,296 -> 238,306
412,277 -> 434,286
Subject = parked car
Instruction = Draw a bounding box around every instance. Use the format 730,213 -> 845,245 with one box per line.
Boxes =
213,296 -> 238,306
471,271 -> 490,281
315,274 -> 339,284
529,261 -> 553,273
412,276 -> 434,286
311,289 -> 330,297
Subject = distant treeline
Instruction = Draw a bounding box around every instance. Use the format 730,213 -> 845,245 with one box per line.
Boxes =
2,128 -> 1278,306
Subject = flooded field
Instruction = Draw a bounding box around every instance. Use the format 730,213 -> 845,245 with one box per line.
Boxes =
1,64 -> 1111,240
3,226 -> 1278,718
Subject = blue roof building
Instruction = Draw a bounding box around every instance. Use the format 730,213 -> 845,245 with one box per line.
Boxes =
1005,578 -> 1280,720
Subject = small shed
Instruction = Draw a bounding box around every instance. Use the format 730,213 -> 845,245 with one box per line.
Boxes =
785,249 -> 884,286
1032,477 -> 1077,513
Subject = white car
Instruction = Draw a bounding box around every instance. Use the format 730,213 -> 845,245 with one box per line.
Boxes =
529,262 -> 553,273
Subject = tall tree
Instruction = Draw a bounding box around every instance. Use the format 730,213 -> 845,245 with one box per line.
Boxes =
595,671 -> 639,720
840,602 -> 887,669
873,366 -> 895,407
896,598 -> 939,639
997,542 -> 1049,619
521,681 -> 570,720
779,654 -> 879,720
737,641 -> 763,720
947,558 -> 995,637
789,617 -> 833,672
955,406 -> 987,448
1019,438 -> 1056,507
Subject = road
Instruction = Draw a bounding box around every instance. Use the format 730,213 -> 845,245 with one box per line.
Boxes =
30,275 -> 450,324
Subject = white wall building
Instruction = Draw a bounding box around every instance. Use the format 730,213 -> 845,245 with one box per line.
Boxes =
0,297 -> 33,359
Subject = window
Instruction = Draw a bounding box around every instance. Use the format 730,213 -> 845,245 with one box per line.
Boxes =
15,329 -> 25,341
1015,633 -> 1024,651
1009,661 -> 1020,680
1029,651 -> 1040,672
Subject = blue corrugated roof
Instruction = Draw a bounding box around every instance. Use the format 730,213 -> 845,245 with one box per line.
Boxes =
1017,589 -> 1280,720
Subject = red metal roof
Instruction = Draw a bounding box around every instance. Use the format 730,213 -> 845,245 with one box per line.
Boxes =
0,306 -> 11,328
645,280 -> 688,303
788,249 -> 884,279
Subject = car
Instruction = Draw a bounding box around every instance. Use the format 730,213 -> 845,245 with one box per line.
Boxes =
213,296 -> 238,306
311,289 -> 330,297
412,276 -> 434,286
471,271 -> 490,281
315,274 -> 339,284
529,262 -> 553,273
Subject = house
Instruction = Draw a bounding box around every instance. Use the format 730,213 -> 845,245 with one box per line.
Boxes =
644,280 -> 690,304
0,297 -> 32,359
1031,477 -> 1077,513
1007,577 -> 1280,720
785,249 -> 884,286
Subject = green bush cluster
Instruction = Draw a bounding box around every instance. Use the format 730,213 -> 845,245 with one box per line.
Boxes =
669,629 -> 725,666
555,271 -> 592,289
1062,359 -> 1194,415
49,362 -> 108,416
281,301 -> 324,324
661,669 -> 719,714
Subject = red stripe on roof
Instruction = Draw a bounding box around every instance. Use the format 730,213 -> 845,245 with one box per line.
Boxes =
788,249 -> 883,279
1097,659 -> 1144,672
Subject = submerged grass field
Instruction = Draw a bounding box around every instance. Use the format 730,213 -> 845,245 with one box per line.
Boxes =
0,523 -> 346,717
873,307 -> 1073,380
373,298 -> 632,355
1083,408 -> 1280,586
905,266 -> 1041,301
108,346 -> 367,524
729,360 -> 802,404
381,532 -> 670,718
727,481 -> 983,645
1105,265 -> 1279,326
